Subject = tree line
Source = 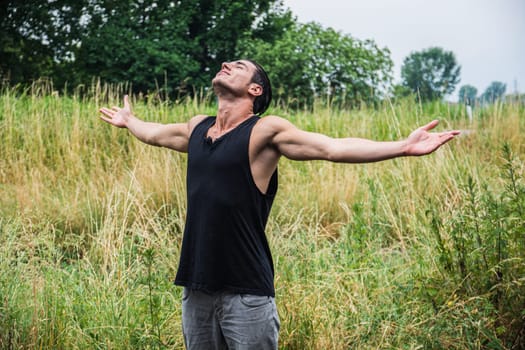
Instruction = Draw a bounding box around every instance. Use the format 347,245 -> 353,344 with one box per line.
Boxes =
0,0 -> 509,107
458,82 -> 507,105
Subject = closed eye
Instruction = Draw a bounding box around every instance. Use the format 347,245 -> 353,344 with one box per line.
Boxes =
234,61 -> 248,69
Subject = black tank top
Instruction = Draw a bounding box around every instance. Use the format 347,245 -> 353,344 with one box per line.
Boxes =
174,116 -> 278,296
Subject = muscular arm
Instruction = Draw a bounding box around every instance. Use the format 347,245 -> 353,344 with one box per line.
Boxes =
265,116 -> 460,163
99,95 -> 205,152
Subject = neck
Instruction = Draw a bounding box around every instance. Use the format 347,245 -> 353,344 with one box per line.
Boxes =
215,97 -> 254,131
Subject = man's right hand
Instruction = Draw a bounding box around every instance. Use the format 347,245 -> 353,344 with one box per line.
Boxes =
99,95 -> 206,152
99,94 -> 133,128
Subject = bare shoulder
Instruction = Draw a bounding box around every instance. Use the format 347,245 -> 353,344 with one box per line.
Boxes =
187,114 -> 209,134
250,115 -> 301,158
188,114 -> 208,128
258,115 -> 293,127
255,115 -> 296,136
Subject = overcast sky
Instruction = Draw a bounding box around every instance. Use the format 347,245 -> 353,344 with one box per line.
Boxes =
283,0 -> 525,101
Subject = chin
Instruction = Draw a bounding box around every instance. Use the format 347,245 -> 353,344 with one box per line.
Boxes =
212,79 -> 230,92
212,76 -> 226,87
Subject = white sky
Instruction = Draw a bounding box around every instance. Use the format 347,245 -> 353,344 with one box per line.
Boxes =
283,0 -> 525,101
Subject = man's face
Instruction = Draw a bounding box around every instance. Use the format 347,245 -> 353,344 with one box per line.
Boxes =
212,60 -> 258,96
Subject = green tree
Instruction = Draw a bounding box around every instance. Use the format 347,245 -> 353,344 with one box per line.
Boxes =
0,1 -> 84,84
238,22 -> 393,108
481,81 -> 506,103
184,0 -> 293,87
401,47 -> 461,102
0,0 -> 292,96
73,0 -> 200,95
458,84 -> 478,105
1,0 -> 394,107
74,0 -> 294,96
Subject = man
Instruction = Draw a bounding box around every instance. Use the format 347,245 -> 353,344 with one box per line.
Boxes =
99,59 -> 460,349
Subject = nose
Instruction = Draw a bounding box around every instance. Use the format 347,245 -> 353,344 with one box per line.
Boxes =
221,61 -> 232,70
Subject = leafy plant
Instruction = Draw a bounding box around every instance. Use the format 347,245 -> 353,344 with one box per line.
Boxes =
429,143 -> 525,348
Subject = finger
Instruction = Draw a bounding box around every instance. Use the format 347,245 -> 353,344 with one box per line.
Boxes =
421,119 -> 439,131
124,94 -> 130,109
111,106 -> 121,112
99,115 -> 112,123
439,132 -> 459,143
439,130 -> 459,135
439,130 -> 461,138
99,107 -> 113,117
441,134 -> 456,144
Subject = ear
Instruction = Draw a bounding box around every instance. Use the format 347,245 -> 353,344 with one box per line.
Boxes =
248,83 -> 263,97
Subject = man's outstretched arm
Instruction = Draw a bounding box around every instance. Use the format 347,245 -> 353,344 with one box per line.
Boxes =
265,116 -> 460,163
99,95 -> 204,152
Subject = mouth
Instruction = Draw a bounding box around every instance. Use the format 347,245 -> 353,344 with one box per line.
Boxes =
216,70 -> 230,76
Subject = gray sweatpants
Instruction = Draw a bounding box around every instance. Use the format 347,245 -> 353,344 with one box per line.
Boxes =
181,288 -> 280,350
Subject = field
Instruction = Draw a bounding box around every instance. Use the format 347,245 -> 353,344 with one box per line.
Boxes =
0,82 -> 524,349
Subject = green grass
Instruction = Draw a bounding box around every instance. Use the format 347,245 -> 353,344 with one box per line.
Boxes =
0,81 -> 524,349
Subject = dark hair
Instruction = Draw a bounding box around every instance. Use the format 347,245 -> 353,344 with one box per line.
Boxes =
246,59 -> 272,115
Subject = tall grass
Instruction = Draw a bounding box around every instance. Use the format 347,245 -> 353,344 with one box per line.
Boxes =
0,81 -> 523,349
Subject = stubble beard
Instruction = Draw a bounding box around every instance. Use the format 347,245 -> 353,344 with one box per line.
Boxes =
212,76 -> 246,99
